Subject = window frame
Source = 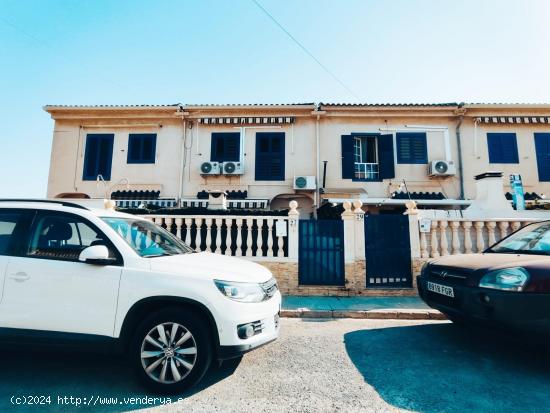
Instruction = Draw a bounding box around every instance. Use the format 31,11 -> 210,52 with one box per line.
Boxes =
487,132 -> 519,164
127,133 -> 157,164
82,133 -> 114,181
255,132 -> 285,181
351,134 -> 379,182
210,132 -> 241,162
22,210 -> 123,265
396,132 -> 428,164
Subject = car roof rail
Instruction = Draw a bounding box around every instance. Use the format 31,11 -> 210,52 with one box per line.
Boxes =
0,199 -> 90,210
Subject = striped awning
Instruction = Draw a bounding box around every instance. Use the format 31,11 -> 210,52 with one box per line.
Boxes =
477,116 -> 550,124
198,116 -> 295,125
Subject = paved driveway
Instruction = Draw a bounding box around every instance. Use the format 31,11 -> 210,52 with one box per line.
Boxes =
1,319 -> 549,412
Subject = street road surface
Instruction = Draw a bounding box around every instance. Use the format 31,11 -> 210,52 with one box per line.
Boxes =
1,318 -> 549,413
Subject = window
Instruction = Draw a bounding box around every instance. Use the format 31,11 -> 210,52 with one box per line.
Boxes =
353,136 -> 378,180
127,133 -> 157,163
255,132 -> 285,181
102,217 -> 194,257
534,133 -> 550,182
0,211 -> 23,255
27,213 -> 111,261
487,133 -> 519,164
83,134 -> 114,180
341,134 -> 394,181
489,221 -> 550,255
211,132 -> 240,162
396,132 -> 428,164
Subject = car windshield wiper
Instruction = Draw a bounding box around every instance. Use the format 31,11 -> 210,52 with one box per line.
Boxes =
491,249 -> 549,256
142,252 -> 174,258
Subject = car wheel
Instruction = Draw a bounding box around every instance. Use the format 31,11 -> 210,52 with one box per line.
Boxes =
130,308 -> 213,394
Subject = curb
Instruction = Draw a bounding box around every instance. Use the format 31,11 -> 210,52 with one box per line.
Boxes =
280,309 -> 446,320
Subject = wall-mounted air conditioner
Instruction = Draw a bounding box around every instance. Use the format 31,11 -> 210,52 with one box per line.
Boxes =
222,161 -> 244,175
429,160 -> 456,177
294,176 -> 316,190
200,161 -> 221,175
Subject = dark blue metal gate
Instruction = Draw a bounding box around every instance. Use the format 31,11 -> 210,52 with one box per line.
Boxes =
298,220 -> 345,286
365,215 -> 412,288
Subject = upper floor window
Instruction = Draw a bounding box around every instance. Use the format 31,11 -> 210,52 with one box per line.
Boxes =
534,133 -> 550,182
354,136 -> 378,180
255,132 -> 285,181
211,132 -> 240,162
83,134 -> 114,181
127,133 -> 157,164
487,133 -> 519,164
396,132 -> 428,164
341,134 -> 394,181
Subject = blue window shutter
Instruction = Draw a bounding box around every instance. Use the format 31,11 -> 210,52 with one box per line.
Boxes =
487,133 -> 519,163
127,133 -> 156,163
535,133 -> 550,182
377,134 -> 395,180
255,132 -> 285,181
341,135 -> 354,179
211,132 -> 240,162
83,134 -> 114,181
396,132 -> 427,164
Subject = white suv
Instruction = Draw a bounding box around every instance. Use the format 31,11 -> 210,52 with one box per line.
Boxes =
0,200 -> 281,393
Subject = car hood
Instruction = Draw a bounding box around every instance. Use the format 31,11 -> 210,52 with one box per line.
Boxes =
148,252 -> 273,283
428,253 -> 550,273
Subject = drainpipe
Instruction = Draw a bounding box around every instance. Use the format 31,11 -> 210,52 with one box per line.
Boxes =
455,108 -> 465,200
178,112 -> 186,204
314,113 -> 320,218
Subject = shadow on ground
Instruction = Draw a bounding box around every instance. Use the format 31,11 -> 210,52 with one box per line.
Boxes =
345,322 -> 550,413
0,347 -> 241,412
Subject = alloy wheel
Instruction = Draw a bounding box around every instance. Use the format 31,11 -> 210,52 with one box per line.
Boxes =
140,322 -> 198,384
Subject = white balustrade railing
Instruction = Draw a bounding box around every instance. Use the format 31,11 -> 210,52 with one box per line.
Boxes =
141,214 -> 291,259
419,218 -> 539,259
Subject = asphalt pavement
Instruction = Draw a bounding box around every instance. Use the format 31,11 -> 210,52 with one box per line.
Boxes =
1,319 -> 549,413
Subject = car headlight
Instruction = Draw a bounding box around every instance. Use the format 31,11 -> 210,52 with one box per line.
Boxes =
214,280 -> 266,303
479,267 -> 529,292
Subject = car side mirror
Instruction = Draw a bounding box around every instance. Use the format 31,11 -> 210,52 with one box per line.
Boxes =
79,245 -> 116,265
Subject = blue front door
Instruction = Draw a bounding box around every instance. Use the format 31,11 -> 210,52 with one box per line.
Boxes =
535,133 -> 550,182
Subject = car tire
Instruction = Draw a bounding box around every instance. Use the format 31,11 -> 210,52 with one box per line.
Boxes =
130,308 -> 213,394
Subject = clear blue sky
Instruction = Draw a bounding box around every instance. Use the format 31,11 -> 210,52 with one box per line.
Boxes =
1,0 -> 549,197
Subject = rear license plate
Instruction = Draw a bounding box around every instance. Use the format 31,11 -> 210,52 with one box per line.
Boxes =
427,281 -> 454,298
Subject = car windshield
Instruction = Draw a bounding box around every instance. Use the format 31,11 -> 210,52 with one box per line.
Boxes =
101,217 -> 194,257
488,221 -> 550,256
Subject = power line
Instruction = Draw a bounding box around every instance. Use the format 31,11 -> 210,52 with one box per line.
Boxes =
251,0 -> 362,101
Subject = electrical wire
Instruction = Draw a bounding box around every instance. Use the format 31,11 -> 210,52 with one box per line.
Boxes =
251,0 -> 362,101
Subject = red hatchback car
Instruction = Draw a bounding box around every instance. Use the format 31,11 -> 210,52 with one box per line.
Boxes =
418,220 -> 550,336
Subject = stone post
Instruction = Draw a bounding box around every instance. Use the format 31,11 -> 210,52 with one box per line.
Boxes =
353,200 -> 365,260
341,201 -> 356,264
287,200 -> 299,260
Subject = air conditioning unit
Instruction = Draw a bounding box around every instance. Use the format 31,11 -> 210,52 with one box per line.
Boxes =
429,160 -> 456,177
222,161 -> 244,175
294,176 -> 316,190
200,161 -> 221,175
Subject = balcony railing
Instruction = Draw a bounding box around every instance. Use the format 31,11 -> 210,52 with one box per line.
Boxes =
418,218 -> 540,258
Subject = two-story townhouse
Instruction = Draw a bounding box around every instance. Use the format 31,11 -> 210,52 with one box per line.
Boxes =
44,103 -> 550,216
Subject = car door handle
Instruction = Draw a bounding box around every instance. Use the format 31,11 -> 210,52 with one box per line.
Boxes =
9,272 -> 30,282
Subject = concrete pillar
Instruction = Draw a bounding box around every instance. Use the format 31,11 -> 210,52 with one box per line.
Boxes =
287,200 -> 299,260
341,201 -> 356,264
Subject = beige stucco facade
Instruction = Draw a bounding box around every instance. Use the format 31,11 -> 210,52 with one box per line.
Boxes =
45,103 -> 550,216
